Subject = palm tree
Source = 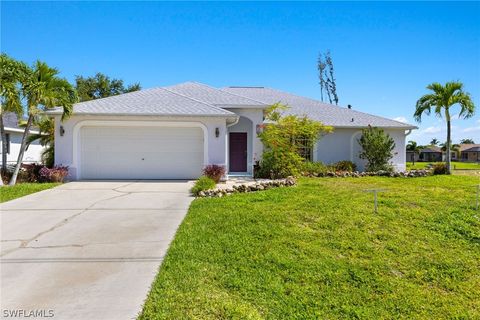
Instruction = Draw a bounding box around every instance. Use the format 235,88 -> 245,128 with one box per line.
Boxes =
26,116 -> 55,167
9,61 -> 77,185
430,138 -> 439,146
440,142 -> 461,162
414,81 -> 475,174
406,140 -> 422,165
0,54 -> 28,184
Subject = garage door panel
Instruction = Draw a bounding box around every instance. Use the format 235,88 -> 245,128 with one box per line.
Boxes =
80,126 -> 204,180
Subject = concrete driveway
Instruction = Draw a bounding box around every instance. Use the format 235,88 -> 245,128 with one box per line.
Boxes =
1,181 -> 194,320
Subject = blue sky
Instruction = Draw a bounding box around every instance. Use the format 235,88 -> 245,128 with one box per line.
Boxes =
2,1 -> 479,145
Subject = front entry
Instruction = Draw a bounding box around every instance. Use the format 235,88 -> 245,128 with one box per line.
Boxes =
229,132 -> 247,172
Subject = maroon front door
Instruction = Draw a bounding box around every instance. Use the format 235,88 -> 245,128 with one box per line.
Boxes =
229,132 -> 247,172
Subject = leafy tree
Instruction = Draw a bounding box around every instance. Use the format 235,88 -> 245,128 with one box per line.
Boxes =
317,50 -> 338,105
358,126 -> 396,172
257,103 -> 332,178
460,138 -> 475,144
406,140 -> 422,165
75,72 -> 141,102
430,138 -> 439,146
0,54 -> 29,183
9,61 -> 77,185
414,81 -> 475,174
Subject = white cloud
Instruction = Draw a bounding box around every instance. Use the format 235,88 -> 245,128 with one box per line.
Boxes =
462,126 -> 480,133
393,116 -> 407,123
423,126 -> 442,134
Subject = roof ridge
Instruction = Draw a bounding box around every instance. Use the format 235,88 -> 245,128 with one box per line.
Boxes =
73,86 -> 162,105
161,87 -> 236,116
216,88 -> 268,106
191,81 -> 268,106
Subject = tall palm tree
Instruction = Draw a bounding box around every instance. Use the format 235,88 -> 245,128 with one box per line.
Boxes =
0,54 -> 28,184
406,140 -> 422,165
414,81 -> 475,174
9,61 -> 77,185
430,138 -> 439,146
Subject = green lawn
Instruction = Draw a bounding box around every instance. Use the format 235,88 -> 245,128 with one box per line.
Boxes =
140,176 -> 480,320
407,161 -> 480,170
0,183 -> 60,203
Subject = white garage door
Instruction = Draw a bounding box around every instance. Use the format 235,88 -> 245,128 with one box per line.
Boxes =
80,126 -> 204,180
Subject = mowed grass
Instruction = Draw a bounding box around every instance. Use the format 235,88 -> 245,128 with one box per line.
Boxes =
407,161 -> 480,170
140,176 -> 480,320
0,183 -> 60,203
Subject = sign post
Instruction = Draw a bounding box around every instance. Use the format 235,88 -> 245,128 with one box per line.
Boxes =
364,189 -> 387,213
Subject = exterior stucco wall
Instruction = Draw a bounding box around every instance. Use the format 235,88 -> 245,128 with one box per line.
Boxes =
225,108 -> 264,174
54,114 -> 229,180
0,131 -> 44,165
315,128 -> 408,171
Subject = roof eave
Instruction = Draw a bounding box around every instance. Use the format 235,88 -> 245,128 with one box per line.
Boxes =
330,125 -> 418,130
4,127 -> 42,135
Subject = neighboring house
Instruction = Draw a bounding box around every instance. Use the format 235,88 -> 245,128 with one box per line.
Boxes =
406,150 -> 418,162
47,82 -> 416,180
418,147 -> 443,162
460,145 -> 480,162
0,112 -> 44,166
406,144 -> 480,163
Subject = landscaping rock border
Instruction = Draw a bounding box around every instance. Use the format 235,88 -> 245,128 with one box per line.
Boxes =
197,176 -> 297,198
304,169 -> 431,178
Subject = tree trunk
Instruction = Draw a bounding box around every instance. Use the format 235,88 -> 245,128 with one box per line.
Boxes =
446,118 -> 452,175
9,114 -> 34,185
0,112 -> 7,185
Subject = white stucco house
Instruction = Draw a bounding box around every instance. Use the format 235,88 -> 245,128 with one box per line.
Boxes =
47,82 -> 416,180
0,112 -> 44,166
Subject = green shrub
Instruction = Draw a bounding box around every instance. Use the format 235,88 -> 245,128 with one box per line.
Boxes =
256,103 -> 332,179
190,176 -> 216,195
333,160 -> 357,172
301,161 -> 329,176
256,148 -> 304,179
358,126 -> 396,172
432,163 -> 448,175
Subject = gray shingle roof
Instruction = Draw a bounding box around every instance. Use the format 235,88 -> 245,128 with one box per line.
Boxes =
49,87 -> 236,117
49,81 -> 417,129
420,147 -> 442,153
2,112 -> 19,128
165,82 -> 265,106
223,86 -> 417,129
462,146 -> 480,152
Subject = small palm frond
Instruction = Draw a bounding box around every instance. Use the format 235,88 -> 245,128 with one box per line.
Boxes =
454,92 -> 475,119
26,116 -> 54,147
414,93 -> 439,123
23,61 -> 78,120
